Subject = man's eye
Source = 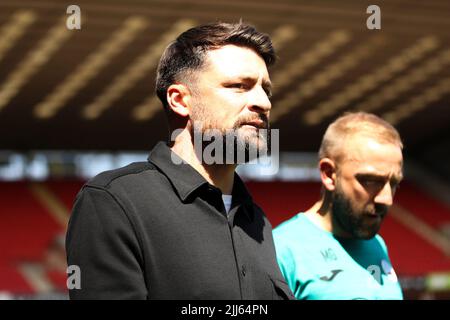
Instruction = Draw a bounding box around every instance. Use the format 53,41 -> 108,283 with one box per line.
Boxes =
360,178 -> 383,188
227,83 -> 247,89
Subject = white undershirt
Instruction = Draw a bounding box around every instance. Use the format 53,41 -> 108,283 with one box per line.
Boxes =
222,194 -> 233,214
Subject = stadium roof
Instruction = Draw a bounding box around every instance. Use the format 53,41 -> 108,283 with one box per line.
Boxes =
0,0 -> 448,163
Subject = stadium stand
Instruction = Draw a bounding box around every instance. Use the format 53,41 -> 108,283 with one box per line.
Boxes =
1,179 -> 449,299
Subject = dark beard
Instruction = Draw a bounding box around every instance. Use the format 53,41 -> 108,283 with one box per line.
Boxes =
194,118 -> 271,165
225,126 -> 271,164
229,113 -> 271,163
331,186 -> 386,240
196,128 -> 271,164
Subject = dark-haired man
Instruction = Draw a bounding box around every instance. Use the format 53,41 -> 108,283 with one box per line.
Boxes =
274,112 -> 404,300
66,22 -> 293,300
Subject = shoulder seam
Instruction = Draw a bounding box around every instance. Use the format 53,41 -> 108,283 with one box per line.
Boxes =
86,162 -> 156,189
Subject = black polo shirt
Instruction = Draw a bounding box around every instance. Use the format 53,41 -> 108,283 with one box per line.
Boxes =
66,141 -> 294,300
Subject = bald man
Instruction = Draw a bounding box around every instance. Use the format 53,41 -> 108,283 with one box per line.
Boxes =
274,112 -> 403,300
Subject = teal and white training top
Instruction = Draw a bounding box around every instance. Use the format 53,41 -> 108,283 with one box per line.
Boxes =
273,213 -> 403,300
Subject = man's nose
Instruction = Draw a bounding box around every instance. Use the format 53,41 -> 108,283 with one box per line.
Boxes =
247,86 -> 271,114
374,182 -> 393,206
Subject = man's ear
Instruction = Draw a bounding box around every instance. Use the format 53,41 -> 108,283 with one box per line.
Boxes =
166,84 -> 191,118
319,158 -> 337,192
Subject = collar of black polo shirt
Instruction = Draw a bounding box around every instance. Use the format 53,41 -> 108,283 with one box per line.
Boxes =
147,141 -> 255,221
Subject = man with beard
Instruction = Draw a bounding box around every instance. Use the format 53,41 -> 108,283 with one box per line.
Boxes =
273,112 -> 404,300
66,22 -> 293,300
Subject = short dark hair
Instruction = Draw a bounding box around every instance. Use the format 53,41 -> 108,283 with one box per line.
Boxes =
155,22 -> 276,114
319,112 -> 403,164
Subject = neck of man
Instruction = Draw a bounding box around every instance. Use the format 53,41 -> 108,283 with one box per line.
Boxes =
304,193 -> 352,238
170,128 -> 236,195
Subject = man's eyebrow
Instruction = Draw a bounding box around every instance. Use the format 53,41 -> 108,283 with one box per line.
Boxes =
356,172 -> 403,183
228,76 -> 272,88
355,173 -> 387,180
